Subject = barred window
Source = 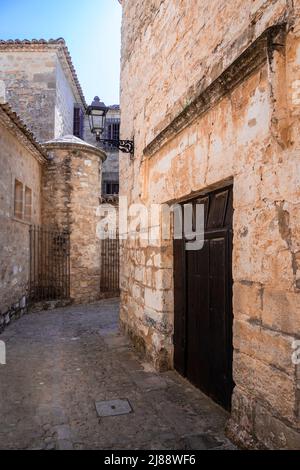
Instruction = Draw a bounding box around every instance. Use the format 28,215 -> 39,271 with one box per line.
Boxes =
104,181 -> 119,195
105,118 -> 120,145
107,122 -> 120,141
14,180 -> 33,222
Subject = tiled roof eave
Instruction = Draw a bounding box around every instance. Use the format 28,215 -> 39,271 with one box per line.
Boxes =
0,103 -> 48,164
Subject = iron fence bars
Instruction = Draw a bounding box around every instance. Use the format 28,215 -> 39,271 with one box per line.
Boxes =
100,231 -> 120,295
29,226 -> 70,302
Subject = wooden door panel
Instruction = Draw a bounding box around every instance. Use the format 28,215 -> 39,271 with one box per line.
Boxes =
209,237 -> 228,407
207,190 -> 229,229
186,242 -> 210,393
173,185 -> 233,410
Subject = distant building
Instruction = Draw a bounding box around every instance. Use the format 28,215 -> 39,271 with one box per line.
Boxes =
0,38 -> 120,201
0,39 -> 86,142
84,104 -> 120,201
0,38 -> 119,332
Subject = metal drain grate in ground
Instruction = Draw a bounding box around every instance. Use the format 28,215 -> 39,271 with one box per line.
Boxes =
95,399 -> 133,417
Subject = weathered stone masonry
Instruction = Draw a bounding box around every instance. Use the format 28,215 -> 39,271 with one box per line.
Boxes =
0,122 -> 107,322
42,136 -> 106,304
0,39 -> 86,142
0,37 -> 114,313
0,37 -> 115,321
0,103 -> 47,331
120,0 -> 300,449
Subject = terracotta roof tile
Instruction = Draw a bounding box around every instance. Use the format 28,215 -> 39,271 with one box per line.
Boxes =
0,102 -> 48,162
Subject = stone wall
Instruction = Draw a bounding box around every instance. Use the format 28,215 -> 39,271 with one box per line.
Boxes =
0,43 -> 86,142
120,0 -> 300,449
55,58 -> 78,138
41,148 -> 72,232
42,137 -> 106,304
0,50 -> 57,141
0,113 -> 44,331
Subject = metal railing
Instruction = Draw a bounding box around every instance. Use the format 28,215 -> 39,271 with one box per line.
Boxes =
100,232 -> 120,295
29,226 -> 70,302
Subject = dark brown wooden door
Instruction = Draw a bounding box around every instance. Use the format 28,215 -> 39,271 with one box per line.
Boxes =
174,186 -> 234,410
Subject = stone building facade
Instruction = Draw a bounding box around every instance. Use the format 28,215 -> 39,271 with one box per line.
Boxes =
0,35 -> 122,310
0,39 -> 121,201
0,38 -> 109,324
0,106 -> 106,324
0,102 -> 47,330
119,0 -> 300,449
0,39 -> 86,142
84,105 -> 120,199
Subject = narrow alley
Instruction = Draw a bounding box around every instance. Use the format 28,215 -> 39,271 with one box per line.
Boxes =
0,300 -> 235,450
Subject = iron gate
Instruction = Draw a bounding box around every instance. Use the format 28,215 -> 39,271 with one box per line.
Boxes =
29,226 -> 70,302
100,233 -> 120,295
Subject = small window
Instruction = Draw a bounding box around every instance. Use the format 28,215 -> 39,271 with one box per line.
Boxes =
105,119 -> 120,145
14,179 -> 23,219
14,180 -> 33,222
104,181 -> 119,195
111,123 -> 120,141
24,187 -> 32,222
73,106 -> 84,139
112,183 -> 119,195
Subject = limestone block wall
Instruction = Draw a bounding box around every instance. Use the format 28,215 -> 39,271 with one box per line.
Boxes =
42,138 -> 106,304
120,0 -> 300,449
0,44 -> 86,142
55,58 -> 78,138
41,148 -> 72,231
0,51 -> 57,141
0,120 -> 43,330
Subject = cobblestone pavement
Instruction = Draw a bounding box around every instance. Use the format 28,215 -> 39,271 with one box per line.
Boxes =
0,299 -> 236,450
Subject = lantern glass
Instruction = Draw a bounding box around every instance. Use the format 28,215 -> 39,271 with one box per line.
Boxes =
87,97 -> 108,136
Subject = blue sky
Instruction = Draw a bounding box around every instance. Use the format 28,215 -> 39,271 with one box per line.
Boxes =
0,0 -> 122,105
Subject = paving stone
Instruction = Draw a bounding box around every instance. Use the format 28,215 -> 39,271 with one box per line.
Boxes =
95,399 -> 133,417
133,375 -> 168,392
46,444 -> 56,450
57,439 -> 74,450
181,433 -> 224,450
0,299 -> 236,450
103,335 -> 130,349
54,424 -> 72,441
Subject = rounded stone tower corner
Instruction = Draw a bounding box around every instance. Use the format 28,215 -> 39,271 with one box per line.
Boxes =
43,134 -> 107,162
41,134 -> 106,304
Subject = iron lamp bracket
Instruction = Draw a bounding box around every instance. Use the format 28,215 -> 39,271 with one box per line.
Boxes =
96,136 -> 134,155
